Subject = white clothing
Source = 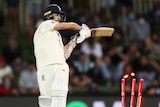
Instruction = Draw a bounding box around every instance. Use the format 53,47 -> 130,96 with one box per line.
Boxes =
34,20 -> 66,69
37,63 -> 69,107
37,63 -> 69,96
0,65 -> 13,84
34,20 -> 69,107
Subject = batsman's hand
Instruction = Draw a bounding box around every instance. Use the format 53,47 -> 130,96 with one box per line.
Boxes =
77,24 -> 91,43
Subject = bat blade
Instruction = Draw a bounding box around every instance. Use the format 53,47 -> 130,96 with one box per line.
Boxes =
91,27 -> 114,37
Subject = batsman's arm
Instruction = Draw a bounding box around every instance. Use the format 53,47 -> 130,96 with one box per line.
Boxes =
54,22 -> 82,31
63,23 -> 91,59
64,35 -> 77,59
64,28 -> 91,59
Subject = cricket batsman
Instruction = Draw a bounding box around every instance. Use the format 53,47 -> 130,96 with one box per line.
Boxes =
33,4 -> 91,107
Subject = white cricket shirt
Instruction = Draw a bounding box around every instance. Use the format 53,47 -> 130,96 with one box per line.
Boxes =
33,20 -> 66,69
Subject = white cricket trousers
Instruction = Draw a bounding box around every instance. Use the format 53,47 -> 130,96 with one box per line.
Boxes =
37,63 -> 69,107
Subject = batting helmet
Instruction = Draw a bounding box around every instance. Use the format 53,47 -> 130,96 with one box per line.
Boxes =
43,4 -> 66,21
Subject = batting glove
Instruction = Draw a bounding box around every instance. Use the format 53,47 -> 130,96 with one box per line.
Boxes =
77,24 -> 91,43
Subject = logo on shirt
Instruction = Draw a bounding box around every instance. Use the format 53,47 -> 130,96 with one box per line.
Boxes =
51,20 -> 56,24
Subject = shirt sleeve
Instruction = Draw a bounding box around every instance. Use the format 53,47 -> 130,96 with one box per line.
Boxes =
40,20 -> 58,32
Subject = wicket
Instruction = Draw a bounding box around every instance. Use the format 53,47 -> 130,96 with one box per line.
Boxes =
121,78 -> 144,107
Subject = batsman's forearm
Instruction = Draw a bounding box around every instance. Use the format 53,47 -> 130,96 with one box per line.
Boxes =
69,22 -> 82,30
64,40 -> 77,59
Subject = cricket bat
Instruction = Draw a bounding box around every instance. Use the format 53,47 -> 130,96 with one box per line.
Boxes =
91,27 -> 114,37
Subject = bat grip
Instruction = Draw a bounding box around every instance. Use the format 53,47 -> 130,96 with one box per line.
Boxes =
70,33 -> 79,42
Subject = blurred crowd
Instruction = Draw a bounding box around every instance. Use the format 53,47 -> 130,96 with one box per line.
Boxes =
0,0 -> 160,96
